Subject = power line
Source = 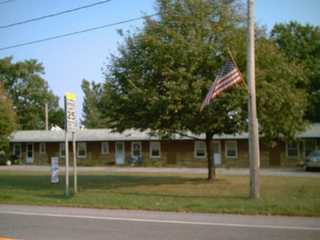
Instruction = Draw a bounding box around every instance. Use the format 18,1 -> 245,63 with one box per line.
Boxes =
0,0 -> 112,29
0,0 -> 14,5
0,13 -> 158,51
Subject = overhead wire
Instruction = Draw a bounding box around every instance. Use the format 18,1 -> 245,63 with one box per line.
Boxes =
0,0 -> 112,29
0,13 -> 159,51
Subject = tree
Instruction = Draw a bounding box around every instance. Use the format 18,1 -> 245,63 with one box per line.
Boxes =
0,83 -> 16,153
81,79 -> 106,128
102,0 -> 307,180
0,57 -> 64,130
271,21 -> 320,122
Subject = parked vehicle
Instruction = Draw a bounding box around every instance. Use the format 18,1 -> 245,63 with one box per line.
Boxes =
305,150 -> 320,171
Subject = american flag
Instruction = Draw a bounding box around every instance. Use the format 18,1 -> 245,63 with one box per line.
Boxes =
200,59 -> 242,111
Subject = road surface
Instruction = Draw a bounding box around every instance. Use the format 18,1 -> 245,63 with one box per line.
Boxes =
0,205 -> 319,240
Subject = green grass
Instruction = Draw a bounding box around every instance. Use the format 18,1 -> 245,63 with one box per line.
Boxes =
0,171 -> 319,216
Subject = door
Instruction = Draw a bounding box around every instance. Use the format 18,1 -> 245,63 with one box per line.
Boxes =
26,143 -> 33,164
269,145 -> 281,166
115,142 -> 125,165
212,141 -> 221,166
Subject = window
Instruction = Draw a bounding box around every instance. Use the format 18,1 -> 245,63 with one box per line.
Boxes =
225,141 -> 238,159
150,142 -> 161,158
194,141 -> 206,158
59,143 -> 65,158
77,142 -> 87,158
39,143 -> 46,154
13,143 -> 21,157
101,142 -> 109,154
286,142 -> 299,158
131,142 -> 142,158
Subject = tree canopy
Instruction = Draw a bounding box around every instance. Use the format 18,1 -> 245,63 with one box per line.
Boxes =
271,21 -> 320,122
0,57 -> 64,130
81,79 -> 106,128
0,83 -> 16,152
100,0 -> 308,179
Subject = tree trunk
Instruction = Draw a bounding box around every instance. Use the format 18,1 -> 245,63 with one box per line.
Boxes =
205,132 -> 215,181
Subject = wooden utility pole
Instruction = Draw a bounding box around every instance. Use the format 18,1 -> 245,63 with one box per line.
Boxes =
45,103 -> 49,130
247,0 -> 260,199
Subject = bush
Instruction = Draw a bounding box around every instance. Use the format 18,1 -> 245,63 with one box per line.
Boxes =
0,151 -> 6,165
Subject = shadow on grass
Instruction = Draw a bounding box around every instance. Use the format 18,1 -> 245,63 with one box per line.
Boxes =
0,174 -> 240,200
112,191 -> 248,201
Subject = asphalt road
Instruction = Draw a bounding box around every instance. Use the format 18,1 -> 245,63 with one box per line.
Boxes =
0,205 -> 319,240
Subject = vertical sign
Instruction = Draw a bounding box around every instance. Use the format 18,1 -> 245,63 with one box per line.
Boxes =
64,92 -> 77,196
65,92 -> 76,132
51,157 -> 59,183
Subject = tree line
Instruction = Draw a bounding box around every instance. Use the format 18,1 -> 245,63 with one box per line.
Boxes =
0,57 -> 64,154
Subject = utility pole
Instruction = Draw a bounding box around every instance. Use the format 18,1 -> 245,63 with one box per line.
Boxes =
45,103 -> 49,130
247,0 -> 260,199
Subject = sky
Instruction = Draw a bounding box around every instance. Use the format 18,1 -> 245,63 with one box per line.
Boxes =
0,0 -> 319,125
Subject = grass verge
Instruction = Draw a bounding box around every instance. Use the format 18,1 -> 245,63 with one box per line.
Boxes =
0,171 -> 319,216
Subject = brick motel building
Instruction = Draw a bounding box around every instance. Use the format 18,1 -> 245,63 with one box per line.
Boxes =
9,124 -> 320,168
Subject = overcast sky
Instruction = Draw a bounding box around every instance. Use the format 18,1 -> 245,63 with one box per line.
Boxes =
0,0 -> 319,124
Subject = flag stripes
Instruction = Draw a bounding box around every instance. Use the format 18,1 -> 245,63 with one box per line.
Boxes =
200,60 -> 242,111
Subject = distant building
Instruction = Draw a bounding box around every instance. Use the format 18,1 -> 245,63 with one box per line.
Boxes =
9,124 -> 320,167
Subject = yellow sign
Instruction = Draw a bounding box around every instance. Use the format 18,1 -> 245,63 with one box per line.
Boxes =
65,92 -> 76,101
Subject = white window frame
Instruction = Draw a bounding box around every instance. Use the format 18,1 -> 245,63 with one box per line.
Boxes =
101,142 -> 109,155
150,141 -> 161,159
194,141 -> 206,159
77,142 -> 87,158
59,143 -> 65,158
13,143 -> 22,157
39,143 -> 46,154
225,141 -> 238,159
131,142 -> 142,158
286,142 -> 299,159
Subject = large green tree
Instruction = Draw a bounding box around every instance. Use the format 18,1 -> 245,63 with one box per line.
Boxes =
0,57 -> 64,130
271,21 -> 320,122
102,0 -> 307,180
81,79 -> 106,128
0,83 -> 16,153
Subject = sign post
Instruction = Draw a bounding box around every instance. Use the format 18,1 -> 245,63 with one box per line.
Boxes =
64,92 -> 77,196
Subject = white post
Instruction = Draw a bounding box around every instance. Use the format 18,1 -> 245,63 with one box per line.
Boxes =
72,131 -> 77,194
247,0 -> 260,199
45,103 -> 48,130
65,130 -> 69,196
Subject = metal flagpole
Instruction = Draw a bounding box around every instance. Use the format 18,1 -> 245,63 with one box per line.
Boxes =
247,0 -> 260,199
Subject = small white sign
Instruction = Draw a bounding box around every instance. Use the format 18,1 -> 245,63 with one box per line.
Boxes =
51,157 -> 59,183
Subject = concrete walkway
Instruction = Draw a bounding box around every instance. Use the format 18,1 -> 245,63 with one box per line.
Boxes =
0,165 -> 319,177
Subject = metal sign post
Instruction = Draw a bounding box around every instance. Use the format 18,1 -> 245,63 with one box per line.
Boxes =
64,92 -> 77,196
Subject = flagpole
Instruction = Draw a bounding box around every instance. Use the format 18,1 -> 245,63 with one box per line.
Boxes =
247,0 -> 260,199
227,48 -> 249,91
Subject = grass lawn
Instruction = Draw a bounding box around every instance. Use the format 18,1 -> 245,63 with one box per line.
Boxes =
0,171 -> 319,216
